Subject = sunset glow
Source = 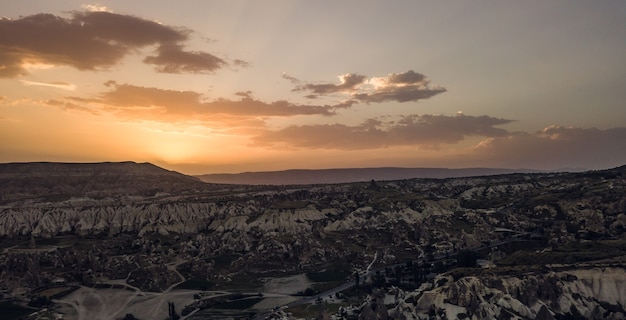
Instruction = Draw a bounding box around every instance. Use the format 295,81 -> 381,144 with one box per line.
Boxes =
1,1 -> 625,174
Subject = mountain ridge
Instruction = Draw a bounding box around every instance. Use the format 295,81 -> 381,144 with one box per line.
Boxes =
0,161 -> 205,202
196,166 -> 547,185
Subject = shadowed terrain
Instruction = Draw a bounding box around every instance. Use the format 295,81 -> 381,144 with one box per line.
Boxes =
0,162 -> 625,319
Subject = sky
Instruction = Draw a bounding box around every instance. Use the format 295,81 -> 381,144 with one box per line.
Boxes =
1,1 -> 625,174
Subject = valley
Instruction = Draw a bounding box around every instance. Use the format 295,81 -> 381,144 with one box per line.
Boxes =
0,162 -> 625,319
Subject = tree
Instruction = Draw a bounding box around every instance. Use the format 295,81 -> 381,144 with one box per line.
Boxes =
368,179 -> 380,191
168,301 -> 180,320
373,270 -> 385,287
457,250 -> 478,268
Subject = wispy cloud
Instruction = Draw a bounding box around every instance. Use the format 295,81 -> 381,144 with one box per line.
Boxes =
20,80 -> 76,90
233,59 -> 251,68
0,11 -> 242,77
44,99 -> 99,115
281,72 -> 300,84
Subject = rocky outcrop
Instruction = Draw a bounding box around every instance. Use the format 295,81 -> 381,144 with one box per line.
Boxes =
2,163 -> 626,318
0,203 -> 221,237
1,163 -> 626,291
1,165 -> 625,267
387,268 -> 626,319
2,164 -> 625,242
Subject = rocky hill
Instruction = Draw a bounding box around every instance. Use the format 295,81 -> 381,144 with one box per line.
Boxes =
0,161 -> 207,202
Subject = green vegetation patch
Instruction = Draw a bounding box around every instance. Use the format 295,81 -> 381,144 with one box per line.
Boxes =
32,285 -> 78,299
306,269 -> 351,283
306,262 -> 353,293
498,240 -> 626,266
287,303 -> 346,318
173,278 -> 214,291
0,302 -> 34,320
30,237 -> 61,246
12,236 -> 103,250
212,297 -> 263,310
311,281 -> 345,294
210,273 -> 264,291
209,254 -> 242,268
447,267 -> 483,281
0,238 -> 25,250
448,219 -> 474,233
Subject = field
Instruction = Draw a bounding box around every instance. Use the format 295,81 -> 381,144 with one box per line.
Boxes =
56,286 -> 199,320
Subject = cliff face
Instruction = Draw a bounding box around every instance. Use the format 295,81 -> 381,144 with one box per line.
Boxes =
387,267 -> 626,320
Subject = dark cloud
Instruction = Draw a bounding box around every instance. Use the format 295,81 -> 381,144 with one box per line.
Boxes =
281,72 -> 300,84
386,70 -> 426,84
292,70 -> 446,103
59,83 -> 359,120
474,126 -> 626,170
0,49 -> 28,77
144,43 -> 226,74
356,70 -> 446,103
234,91 -> 253,98
72,11 -> 185,44
294,73 -> 366,94
233,59 -> 251,68
0,11 -> 233,77
252,114 -> 512,149
353,85 -> 446,103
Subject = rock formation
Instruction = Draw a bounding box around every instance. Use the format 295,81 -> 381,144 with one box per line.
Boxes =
387,267 -> 626,319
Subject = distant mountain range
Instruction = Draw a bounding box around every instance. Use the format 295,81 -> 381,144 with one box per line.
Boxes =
0,162 -> 567,188
195,167 -> 546,185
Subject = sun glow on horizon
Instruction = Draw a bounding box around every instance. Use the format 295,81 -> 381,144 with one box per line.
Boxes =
0,2 -> 625,173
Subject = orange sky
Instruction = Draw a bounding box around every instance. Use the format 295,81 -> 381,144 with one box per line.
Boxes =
1,2 -> 625,174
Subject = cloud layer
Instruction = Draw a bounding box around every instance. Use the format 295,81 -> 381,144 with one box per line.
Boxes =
43,69 -> 445,123
57,82 -> 359,122
474,126 -> 626,169
292,70 -> 446,103
0,11 -> 233,77
253,114 -> 513,149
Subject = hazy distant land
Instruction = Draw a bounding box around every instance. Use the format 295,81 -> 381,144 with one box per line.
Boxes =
196,167 -> 546,185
